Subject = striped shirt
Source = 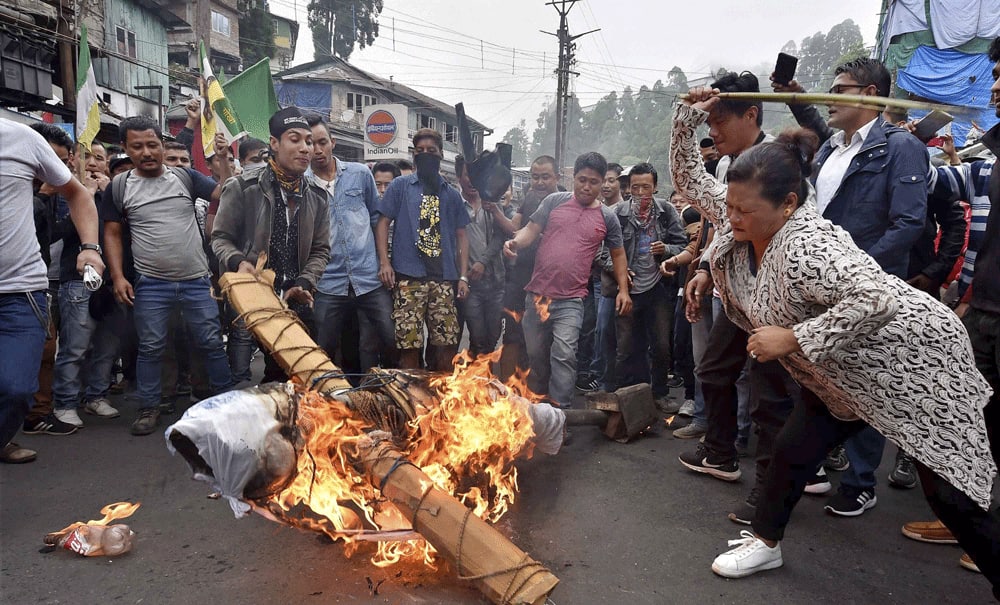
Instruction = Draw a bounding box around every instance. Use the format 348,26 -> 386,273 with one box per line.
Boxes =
929,160 -> 993,297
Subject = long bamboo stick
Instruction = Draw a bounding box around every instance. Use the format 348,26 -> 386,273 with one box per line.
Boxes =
695,91 -> 972,115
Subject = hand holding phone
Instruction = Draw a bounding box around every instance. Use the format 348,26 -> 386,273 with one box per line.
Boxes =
913,110 -> 954,142
772,53 -> 798,87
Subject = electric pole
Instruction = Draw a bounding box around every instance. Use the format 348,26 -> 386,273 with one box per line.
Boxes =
542,0 -> 598,174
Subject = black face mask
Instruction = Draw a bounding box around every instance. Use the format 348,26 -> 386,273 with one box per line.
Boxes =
414,153 -> 441,194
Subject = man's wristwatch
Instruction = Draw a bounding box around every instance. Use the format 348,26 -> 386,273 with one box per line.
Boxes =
80,243 -> 103,255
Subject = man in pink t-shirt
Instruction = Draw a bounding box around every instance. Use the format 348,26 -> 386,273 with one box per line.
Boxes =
504,152 -> 631,406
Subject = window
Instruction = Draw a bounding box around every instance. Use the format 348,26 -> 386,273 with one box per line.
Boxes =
419,114 -> 436,130
116,27 -> 137,58
212,11 -> 231,36
445,123 -> 457,143
347,92 -> 376,113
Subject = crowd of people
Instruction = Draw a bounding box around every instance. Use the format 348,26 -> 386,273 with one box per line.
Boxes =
2,41 -> 1000,598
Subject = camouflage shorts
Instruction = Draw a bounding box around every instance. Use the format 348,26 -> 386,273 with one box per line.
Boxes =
392,279 -> 459,349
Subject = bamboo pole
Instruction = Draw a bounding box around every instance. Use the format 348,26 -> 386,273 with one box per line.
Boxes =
695,91 -> 971,115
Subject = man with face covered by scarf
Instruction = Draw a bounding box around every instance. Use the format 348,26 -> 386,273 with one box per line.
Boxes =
376,128 -> 470,371
212,106 -> 332,382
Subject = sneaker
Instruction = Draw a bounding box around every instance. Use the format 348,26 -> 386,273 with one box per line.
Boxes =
679,444 -> 742,481
666,374 -> 685,389
888,451 -> 918,489
825,488 -> 877,517
824,444 -> 850,472
901,519 -> 957,544
175,380 -> 192,396
130,408 -> 161,436
711,530 -> 783,578
53,408 -> 83,428
0,442 -> 36,463
23,413 -> 78,436
960,553 -> 981,573
575,378 -> 601,392
159,397 -> 177,415
677,399 -> 696,417
84,397 -> 120,418
804,467 -> 832,495
673,422 -> 707,439
728,488 -> 759,526
655,396 -> 682,415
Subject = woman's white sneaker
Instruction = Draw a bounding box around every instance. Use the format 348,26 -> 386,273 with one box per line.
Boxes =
711,530 -> 783,578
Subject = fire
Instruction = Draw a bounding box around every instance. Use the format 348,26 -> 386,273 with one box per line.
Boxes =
532,295 -> 552,322
50,502 -> 141,536
264,348 -> 540,567
665,415 -> 675,426
503,307 -> 524,323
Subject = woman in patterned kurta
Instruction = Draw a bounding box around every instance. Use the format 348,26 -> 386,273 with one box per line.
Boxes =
670,93 -> 998,592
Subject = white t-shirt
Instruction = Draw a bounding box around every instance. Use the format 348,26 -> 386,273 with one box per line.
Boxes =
0,119 -> 72,293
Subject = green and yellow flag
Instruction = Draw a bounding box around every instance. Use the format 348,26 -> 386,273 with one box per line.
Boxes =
75,24 -> 101,149
221,58 -> 279,143
199,41 -> 246,157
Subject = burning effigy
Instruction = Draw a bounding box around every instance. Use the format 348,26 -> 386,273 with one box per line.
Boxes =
164,267 -> 571,605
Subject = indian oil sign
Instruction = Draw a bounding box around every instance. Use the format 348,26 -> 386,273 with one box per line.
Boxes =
363,104 -> 409,160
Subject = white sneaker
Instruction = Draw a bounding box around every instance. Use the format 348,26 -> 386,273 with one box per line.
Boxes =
804,467 -> 832,495
84,398 -> 120,418
678,399 -> 696,416
54,408 -> 84,427
711,530 -> 783,578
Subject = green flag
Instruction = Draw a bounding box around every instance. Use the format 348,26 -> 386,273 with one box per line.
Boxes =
75,24 -> 101,149
222,58 -> 280,144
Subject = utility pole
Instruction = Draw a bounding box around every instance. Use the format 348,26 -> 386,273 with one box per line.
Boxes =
541,1 -> 597,173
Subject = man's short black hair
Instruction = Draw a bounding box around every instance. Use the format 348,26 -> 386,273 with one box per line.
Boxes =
629,162 -> 658,186
119,115 -> 161,143
305,112 -> 331,135
711,71 -> 763,127
239,137 -> 267,163
700,137 -> 716,148
573,152 -> 607,177
163,141 -> 188,152
29,122 -> 73,151
396,159 -> 414,172
372,162 -> 401,177
834,57 -> 891,98
531,155 -> 558,172
606,162 -> 624,176
989,37 -> 1000,62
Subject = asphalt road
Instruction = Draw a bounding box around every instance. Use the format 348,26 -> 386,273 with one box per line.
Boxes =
1,384 -> 995,605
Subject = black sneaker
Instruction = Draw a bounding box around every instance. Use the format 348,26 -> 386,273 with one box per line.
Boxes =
159,397 -> 177,415
679,444 -> 742,481
130,408 -> 161,436
888,451 -> 918,489
804,467 -> 832,495
824,488 -> 877,517
23,413 -> 78,436
824,444 -> 850,472
665,374 -> 685,389
728,488 -> 759,525
575,378 -> 600,392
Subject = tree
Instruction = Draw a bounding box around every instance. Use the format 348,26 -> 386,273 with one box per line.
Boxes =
666,66 -> 689,93
501,120 -> 531,166
309,0 -> 383,61
238,0 -> 276,67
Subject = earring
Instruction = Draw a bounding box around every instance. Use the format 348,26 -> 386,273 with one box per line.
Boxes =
784,210 -> 791,217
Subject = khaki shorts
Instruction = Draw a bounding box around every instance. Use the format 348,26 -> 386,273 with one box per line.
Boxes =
392,279 -> 459,349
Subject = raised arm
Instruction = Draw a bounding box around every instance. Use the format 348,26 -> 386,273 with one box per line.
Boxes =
669,98 -> 729,226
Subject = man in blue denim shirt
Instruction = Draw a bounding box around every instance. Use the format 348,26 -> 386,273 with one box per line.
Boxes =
307,115 -> 396,372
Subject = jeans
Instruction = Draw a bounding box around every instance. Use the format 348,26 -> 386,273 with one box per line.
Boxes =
615,281 -> 675,398
575,279 -> 598,382
51,281 -> 121,409
839,425 -> 886,493
699,304 -> 749,459
460,276 -> 505,357
133,275 -> 233,410
225,304 -> 255,384
523,294 -> 584,406
0,291 -> 47,446
592,287 -> 615,390
314,286 -> 397,374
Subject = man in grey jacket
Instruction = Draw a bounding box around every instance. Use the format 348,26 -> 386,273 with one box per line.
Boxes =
212,106 -> 331,382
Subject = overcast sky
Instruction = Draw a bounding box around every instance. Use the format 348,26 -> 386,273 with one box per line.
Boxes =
268,0 -> 885,143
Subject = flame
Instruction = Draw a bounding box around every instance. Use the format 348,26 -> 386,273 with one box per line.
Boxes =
503,307 -> 524,324
665,415 -> 675,426
532,295 -> 552,322
264,348 -> 541,567
50,502 -> 141,537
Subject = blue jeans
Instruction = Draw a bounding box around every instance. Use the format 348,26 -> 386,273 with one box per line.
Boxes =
575,279 -> 598,382
839,425 -> 885,493
133,275 -> 233,410
224,302 -> 255,383
314,286 -> 397,373
52,281 -> 121,409
0,291 -> 47,446
460,277 -> 504,357
523,294 -> 583,407
592,285 -> 614,390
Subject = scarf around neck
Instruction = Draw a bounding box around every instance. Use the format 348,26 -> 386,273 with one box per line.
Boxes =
268,157 -> 304,203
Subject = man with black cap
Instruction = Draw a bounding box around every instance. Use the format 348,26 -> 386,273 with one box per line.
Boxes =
212,106 -> 331,382
101,115 -> 234,436
375,128 -> 470,371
